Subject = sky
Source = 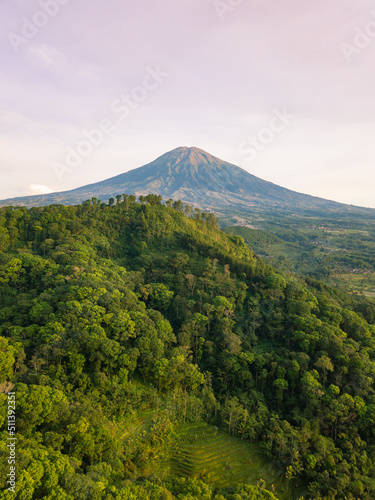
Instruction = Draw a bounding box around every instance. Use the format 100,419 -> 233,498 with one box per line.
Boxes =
1,0 -> 375,207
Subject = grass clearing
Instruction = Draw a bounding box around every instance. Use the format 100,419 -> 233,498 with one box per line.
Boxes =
168,422 -> 292,498
117,413 -> 295,499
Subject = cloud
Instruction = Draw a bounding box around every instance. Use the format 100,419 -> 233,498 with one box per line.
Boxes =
27,44 -> 66,68
27,184 -> 53,195
0,111 -> 44,134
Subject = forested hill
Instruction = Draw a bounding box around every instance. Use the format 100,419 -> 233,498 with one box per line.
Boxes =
1,195 -> 375,499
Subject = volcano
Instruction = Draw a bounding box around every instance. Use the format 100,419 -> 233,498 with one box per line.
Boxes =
1,147 -> 374,219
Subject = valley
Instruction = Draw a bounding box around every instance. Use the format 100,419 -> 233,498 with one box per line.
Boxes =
224,217 -> 375,297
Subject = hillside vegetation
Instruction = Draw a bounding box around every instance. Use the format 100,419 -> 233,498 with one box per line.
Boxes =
224,221 -> 375,297
1,195 -> 375,499
3,146 -> 375,300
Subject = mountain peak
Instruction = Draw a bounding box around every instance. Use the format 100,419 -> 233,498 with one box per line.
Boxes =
0,146 -> 366,215
169,146 -> 206,154
160,146 -> 217,167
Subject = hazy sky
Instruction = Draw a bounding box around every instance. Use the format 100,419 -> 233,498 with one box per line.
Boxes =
1,0 -> 375,207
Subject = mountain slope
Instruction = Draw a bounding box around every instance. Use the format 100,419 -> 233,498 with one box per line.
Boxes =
1,147 -> 373,216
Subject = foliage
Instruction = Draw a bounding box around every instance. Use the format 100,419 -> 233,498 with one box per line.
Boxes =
1,195 -> 375,499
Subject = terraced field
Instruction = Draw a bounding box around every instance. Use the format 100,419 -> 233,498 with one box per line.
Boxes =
331,272 -> 375,296
117,415 -> 295,499
118,412 -> 154,442
168,422 -> 289,496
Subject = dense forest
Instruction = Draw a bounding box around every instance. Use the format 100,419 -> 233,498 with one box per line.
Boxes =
1,194 -> 375,499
